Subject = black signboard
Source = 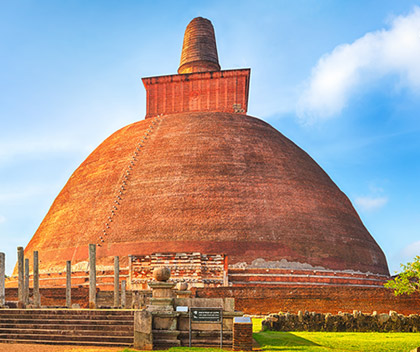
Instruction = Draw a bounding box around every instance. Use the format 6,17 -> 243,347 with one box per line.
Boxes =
191,308 -> 221,322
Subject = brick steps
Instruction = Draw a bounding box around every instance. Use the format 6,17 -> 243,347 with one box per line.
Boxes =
0,318 -> 132,325
0,328 -> 133,337
0,333 -> 133,343
0,339 -> 131,347
0,309 -> 134,347
0,323 -> 132,330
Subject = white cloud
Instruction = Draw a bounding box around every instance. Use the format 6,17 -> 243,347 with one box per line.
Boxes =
354,196 -> 388,212
297,6 -> 420,123
400,240 -> 420,259
0,215 -> 5,224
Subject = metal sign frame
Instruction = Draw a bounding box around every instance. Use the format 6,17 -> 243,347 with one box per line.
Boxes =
189,307 -> 223,348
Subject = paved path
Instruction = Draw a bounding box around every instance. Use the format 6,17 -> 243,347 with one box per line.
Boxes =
0,344 -> 126,352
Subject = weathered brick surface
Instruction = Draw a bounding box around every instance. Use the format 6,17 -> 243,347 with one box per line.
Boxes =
233,322 -> 253,350
7,268 -> 130,291
130,252 -> 226,289
5,287 -> 90,308
178,17 -> 220,74
142,69 -> 250,118
193,286 -> 420,315
20,112 -> 389,277
228,268 -> 387,287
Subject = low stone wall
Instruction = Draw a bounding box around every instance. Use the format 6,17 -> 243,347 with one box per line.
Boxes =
5,287 -> 90,308
193,286 -> 420,315
262,311 -> 420,332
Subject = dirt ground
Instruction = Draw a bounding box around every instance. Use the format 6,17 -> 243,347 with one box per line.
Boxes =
0,343 -> 126,352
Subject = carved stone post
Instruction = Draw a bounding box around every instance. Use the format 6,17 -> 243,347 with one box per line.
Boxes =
17,247 -> 24,307
24,258 -> 29,305
0,252 -> 5,307
114,256 -> 119,308
89,244 -> 96,309
33,251 -> 40,308
66,260 -> 71,308
121,280 -> 126,309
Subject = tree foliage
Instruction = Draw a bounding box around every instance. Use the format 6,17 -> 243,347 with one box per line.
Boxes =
384,255 -> 420,296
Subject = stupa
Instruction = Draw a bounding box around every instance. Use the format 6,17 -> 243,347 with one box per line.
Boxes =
17,17 -> 389,289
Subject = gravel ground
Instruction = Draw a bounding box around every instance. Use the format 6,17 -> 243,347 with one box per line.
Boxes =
0,343 -> 126,352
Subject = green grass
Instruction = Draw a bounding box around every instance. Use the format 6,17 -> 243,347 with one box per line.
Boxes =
253,331 -> 420,352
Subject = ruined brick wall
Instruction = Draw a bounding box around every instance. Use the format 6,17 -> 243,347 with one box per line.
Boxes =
5,287 -> 90,308
6,268 -> 130,291
193,286 -> 420,315
130,252 -> 226,290
228,268 -> 387,287
263,311 -> 420,332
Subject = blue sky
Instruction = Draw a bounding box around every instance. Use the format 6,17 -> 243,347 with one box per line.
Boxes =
1,0 -> 419,275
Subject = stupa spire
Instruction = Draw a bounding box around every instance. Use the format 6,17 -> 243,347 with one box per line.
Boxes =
178,17 -> 221,74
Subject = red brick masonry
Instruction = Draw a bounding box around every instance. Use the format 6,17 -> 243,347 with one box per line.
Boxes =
142,69 -> 250,118
193,286 -> 420,315
233,318 -> 253,351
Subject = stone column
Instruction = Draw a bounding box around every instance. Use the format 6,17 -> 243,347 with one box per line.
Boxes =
66,260 -> 71,308
134,310 -> 153,350
0,252 -> 5,307
17,247 -> 24,307
33,251 -> 40,308
24,258 -> 29,305
114,256 -> 120,308
89,244 -> 96,309
121,280 -> 126,309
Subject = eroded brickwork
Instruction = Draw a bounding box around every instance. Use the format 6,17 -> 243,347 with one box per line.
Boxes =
233,321 -> 253,350
228,268 -> 387,287
193,286 -> 420,315
129,252 -> 226,289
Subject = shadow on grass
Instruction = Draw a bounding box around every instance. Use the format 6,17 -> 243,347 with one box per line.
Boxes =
254,331 -> 322,350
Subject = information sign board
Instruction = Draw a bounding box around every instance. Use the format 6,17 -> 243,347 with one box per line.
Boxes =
191,308 -> 221,322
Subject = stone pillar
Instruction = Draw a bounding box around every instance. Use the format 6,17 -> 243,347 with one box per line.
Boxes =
0,252 -> 5,307
33,251 -> 40,308
17,247 -> 24,307
89,244 -> 96,309
134,310 -> 153,350
66,260 -> 71,308
24,258 -> 29,305
147,267 -> 175,312
121,280 -> 126,309
233,317 -> 253,351
114,256 -> 119,308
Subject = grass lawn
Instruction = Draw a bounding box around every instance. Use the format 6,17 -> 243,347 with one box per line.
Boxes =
253,330 -> 420,352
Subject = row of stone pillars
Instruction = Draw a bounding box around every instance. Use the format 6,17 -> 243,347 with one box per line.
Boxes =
16,247 -> 41,308
0,244 -> 127,309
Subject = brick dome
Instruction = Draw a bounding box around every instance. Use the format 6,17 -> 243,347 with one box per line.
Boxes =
15,17 -> 389,290
24,111 -> 389,276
